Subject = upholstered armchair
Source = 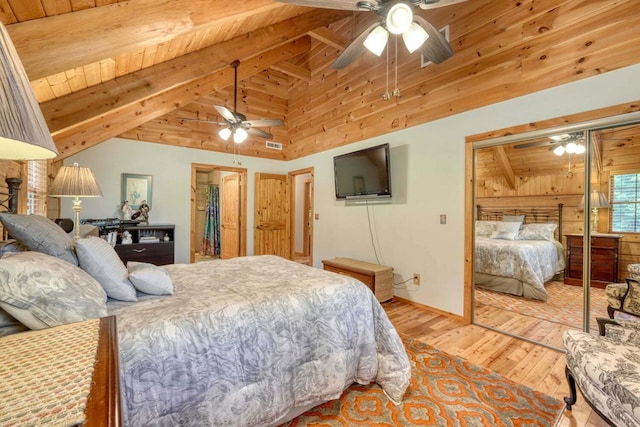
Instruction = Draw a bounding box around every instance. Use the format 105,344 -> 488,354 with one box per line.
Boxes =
564,318 -> 640,427
606,276 -> 640,319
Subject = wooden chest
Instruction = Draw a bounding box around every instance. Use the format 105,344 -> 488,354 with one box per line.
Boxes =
322,257 -> 393,302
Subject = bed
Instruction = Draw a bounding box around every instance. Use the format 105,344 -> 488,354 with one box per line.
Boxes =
474,204 -> 566,301
0,178 -> 411,427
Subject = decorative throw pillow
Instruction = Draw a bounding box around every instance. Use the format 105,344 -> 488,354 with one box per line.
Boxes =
127,261 -> 174,295
0,251 -> 107,329
0,239 -> 28,257
76,237 -> 137,302
490,221 -> 521,240
0,213 -> 78,265
519,223 -> 557,241
475,220 -> 500,237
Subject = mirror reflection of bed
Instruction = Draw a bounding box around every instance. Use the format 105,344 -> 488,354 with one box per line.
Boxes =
472,122 -> 640,349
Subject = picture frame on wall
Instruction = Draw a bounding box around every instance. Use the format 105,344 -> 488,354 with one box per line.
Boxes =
121,173 -> 152,210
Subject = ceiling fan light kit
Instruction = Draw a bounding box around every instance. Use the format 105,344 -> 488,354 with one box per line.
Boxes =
403,22 -> 429,53
386,3 -> 413,34
363,26 -> 389,55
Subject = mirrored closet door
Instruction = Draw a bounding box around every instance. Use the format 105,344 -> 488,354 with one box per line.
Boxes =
471,112 -> 640,349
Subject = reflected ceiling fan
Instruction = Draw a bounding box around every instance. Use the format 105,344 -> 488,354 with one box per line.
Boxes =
182,60 -> 284,143
514,132 -> 586,156
276,0 -> 465,69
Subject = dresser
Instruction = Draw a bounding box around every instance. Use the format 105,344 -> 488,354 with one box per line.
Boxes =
114,223 -> 175,265
322,257 -> 393,302
564,233 -> 622,288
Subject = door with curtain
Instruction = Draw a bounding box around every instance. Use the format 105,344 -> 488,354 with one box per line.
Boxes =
201,184 -> 220,257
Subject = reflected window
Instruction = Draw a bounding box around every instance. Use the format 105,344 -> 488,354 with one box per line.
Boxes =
611,172 -> 640,232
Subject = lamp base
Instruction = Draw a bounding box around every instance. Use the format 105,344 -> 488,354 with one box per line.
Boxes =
72,197 -> 83,240
591,207 -> 599,233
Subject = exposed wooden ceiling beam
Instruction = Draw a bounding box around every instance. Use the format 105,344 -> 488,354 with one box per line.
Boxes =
493,146 -> 516,190
43,9 -> 349,159
7,0 -> 284,80
270,60 -> 311,82
308,26 -> 349,50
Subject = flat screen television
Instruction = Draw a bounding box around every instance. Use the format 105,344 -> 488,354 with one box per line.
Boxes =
333,143 -> 391,199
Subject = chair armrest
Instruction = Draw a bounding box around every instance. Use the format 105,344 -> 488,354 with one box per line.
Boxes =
597,317 -> 640,345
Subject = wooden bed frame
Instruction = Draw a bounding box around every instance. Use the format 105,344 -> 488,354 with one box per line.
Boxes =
0,177 -> 22,214
476,203 -> 564,241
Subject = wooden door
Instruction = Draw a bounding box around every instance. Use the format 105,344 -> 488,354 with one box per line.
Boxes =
221,173 -> 241,259
254,173 -> 290,258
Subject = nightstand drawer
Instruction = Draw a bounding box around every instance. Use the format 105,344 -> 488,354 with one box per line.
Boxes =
114,242 -> 174,265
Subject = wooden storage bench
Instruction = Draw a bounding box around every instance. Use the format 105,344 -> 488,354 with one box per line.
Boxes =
322,257 -> 393,302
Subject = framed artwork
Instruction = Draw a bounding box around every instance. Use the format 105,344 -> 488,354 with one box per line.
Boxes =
121,173 -> 152,210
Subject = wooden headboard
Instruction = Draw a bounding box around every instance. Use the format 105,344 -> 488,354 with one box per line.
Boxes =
476,203 -> 564,240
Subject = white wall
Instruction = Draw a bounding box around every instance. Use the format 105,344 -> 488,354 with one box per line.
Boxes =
67,63 -> 640,315
65,139 -> 287,263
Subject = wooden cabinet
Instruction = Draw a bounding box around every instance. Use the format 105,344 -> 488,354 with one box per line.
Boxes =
322,257 -> 393,302
564,234 -> 622,288
114,224 -> 175,265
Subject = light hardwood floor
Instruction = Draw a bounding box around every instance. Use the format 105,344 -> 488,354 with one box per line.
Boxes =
382,298 -> 609,427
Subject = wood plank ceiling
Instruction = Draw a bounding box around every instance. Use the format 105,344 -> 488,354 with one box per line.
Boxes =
2,0 -> 640,168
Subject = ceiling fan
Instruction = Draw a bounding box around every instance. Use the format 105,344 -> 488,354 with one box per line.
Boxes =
513,132 -> 586,156
182,60 -> 284,143
276,0 -> 465,69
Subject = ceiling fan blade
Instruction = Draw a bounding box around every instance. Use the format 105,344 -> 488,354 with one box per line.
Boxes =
332,22 -> 381,69
418,0 -> 468,10
179,118 -> 227,126
244,119 -> 284,127
513,140 -> 558,150
214,105 -> 237,123
413,16 -> 453,64
247,127 -> 274,139
274,0 -> 373,11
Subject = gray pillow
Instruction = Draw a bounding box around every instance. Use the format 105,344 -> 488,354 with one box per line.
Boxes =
76,237 -> 137,302
0,213 -> 78,265
127,261 -> 174,295
0,251 -> 107,329
503,215 -> 525,223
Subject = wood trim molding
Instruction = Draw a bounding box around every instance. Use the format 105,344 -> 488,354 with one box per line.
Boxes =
393,296 -> 465,323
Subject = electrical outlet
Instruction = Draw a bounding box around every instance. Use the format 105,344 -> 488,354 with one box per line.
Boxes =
413,273 -> 420,285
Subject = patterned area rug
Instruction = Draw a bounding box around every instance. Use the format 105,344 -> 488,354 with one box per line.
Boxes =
475,281 -> 609,329
282,337 -> 564,426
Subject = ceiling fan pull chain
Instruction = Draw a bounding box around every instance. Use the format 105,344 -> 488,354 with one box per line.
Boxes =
381,41 -> 391,100
393,36 -> 400,98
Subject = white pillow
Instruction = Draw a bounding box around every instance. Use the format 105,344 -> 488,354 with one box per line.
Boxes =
127,262 -> 174,295
0,251 -> 107,329
490,221 -> 521,240
76,237 -> 137,302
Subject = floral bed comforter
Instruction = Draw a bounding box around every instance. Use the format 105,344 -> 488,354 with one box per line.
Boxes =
475,237 -> 565,299
107,255 -> 410,427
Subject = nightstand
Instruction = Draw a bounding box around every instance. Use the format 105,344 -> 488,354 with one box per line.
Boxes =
564,233 -> 622,288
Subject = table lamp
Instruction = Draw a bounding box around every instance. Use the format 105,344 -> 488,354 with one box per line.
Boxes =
578,190 -> 610,233
49,163 -> 103,239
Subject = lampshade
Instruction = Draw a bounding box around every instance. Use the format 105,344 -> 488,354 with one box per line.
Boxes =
218,127 -> 231,141
386,3 -> 413,35
233,127 -> 248,144
50,163 -> 102,240
364,26 -> 389,56
578,190 -> 611,209
0,22 -> 58,160
402,22 -> 429,53
50,163 -> 103,198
